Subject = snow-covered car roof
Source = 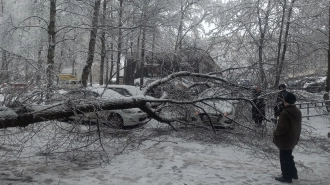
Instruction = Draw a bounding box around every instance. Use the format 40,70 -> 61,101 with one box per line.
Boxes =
88,86 -> 162,110
199,87 -> 233,98
87,87 -> 123,99
96,85 -> 143,97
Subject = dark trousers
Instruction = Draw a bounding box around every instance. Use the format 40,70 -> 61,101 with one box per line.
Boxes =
280,150 -> 298,178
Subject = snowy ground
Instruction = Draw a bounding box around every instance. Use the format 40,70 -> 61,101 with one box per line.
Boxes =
0,107 -> 330,185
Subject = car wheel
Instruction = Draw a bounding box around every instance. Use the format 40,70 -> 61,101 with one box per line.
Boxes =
107,113 -> 124,128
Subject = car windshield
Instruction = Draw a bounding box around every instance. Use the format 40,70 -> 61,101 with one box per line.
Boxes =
200,88 -> 231,98
68,90 -> 99,97
108,88 -> 132,97
197,89 -> 234,114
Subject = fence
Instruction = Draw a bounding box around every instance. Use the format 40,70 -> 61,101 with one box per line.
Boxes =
296,100 -> 330,119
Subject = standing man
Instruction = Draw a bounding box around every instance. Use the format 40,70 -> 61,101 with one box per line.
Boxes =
252,86 -> 266,126
273,92 -> 302,183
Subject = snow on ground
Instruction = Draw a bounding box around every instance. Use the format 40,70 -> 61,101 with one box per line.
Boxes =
0,105 -> 330,185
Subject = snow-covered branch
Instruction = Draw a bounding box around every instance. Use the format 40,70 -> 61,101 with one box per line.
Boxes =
0,96 -> 154,129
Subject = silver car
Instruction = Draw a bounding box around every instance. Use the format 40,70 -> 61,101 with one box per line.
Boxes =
66,86 -> 150,128
192,88 -> 237,129
91,86 -> 150,127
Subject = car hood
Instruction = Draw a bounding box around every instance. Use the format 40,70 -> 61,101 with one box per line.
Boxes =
196,100 -> 233,115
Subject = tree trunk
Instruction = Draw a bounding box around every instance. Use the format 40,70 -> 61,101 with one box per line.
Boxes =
256,0 -> 271,88
1,49 -> 8,84
25,59 -> 29,82
133,26 -> 142,80
275,0 -> 295,87
116,0 -> 123,84
110,41 -> 114,83
81,0 -> 101,87
37,44 -> 43,87
139,27 -> 146,88
46,0 -> 56,87
140,11 -> 146,88
89,70 -> 93,86
105,52 -> 109,83
108,4 -> 114,84
0,98 -> 149,129
151,27 -> 156,66
0,0 -> 3,17
324,3 -> 330,101
99,0 -> 107,85
175,3 -> 184,51
274,0 -> 286,88
327,3 -> 330,93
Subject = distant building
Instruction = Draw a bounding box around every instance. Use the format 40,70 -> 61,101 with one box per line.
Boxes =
124,48 -> 220,85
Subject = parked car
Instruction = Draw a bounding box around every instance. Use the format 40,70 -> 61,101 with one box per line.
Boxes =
106,85 -> 143,97
17,89 -> 68,105
191,88 -> 237,129
66,86 -> 151,128
302,77 -> 326,93
287,79 -> 304,88
287,76 -> 326,93
134,78 -> 156,87
106,85 -> 164,108
303,83 -> 325,93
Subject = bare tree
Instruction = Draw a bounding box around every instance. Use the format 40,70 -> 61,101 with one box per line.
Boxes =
99,0 -> 108,86
115,0 -> 124,84
81,0 -> 101,87
46,0 -> 56,87
324,2 -> 330,98
274,0 -> 296,88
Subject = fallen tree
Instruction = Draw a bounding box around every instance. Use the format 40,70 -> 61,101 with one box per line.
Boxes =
0,96 -> 175,129
0,71 -> 253,130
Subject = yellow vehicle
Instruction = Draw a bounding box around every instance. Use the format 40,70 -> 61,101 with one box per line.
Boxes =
58,74 -> 81,88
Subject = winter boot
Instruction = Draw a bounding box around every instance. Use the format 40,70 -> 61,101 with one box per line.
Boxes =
292,174 -> 298,180
275,176 -> 292,183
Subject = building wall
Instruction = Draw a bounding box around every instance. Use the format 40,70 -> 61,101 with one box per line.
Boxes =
124,49 -> 220,85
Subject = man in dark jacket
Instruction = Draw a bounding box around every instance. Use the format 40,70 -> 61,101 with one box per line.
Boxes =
273,92 -> 302,183
252,86 -> 265,126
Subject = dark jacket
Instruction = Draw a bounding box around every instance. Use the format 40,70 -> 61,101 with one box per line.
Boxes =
273,105 -> 302,150
274,90 -> 287,117
252,90 -> 265,121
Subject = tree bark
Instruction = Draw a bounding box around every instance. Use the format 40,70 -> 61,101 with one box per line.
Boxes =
140,10 -> 146,88
274,0 -> 286,88
324,3 -> 330,101
256,0 -> 271,88
46,0 -> 56,87
109,4 -> 114,84
81,0 -> 101,87
175,3 -> 184,51
274,0 -> 296,87
0,0 -> 3,17
0,98 -> 148,129
1,49 -> 8,84
116,0 -> 123,84
37,44 -> 43,87
110,41 -> 114,83
99,0 -> 107,86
